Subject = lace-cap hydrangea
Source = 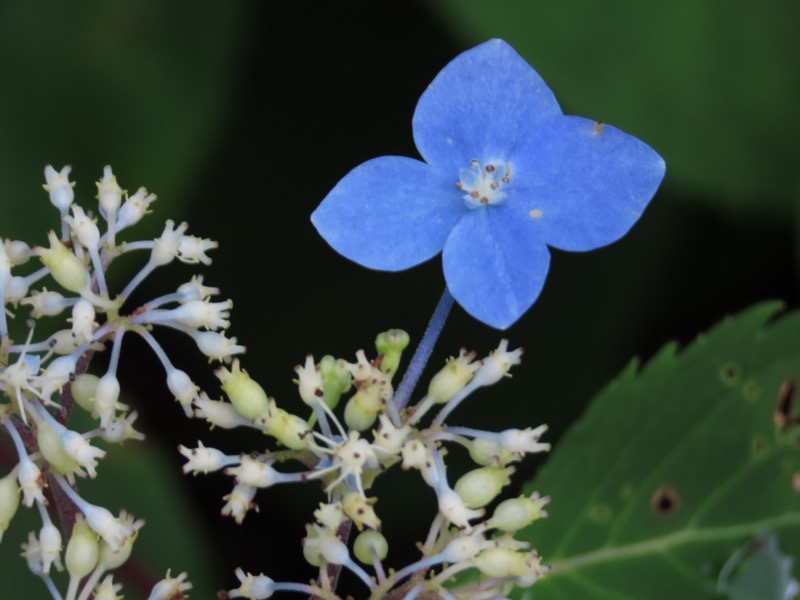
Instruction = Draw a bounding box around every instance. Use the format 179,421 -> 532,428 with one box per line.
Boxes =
312,39 -> 666,329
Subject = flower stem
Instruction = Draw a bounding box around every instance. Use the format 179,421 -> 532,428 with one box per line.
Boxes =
393,288 -> 454,411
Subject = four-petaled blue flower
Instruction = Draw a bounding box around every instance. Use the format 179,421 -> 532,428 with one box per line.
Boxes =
312,39 -> 665,329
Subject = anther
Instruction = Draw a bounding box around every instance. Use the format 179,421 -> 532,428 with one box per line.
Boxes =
485,164 -> 495,173
455,182 -> 463,190
470,191 -> 479,199
470,159 -> 479,168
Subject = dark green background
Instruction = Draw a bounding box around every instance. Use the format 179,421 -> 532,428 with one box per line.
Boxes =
0,1 -> 797,597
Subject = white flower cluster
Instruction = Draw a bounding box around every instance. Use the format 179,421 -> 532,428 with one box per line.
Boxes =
1,165 -> 553,600
184,332 -> 552,599
0,165 -> 237,599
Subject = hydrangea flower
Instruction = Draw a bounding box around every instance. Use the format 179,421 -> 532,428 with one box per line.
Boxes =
312,39 -> 665,329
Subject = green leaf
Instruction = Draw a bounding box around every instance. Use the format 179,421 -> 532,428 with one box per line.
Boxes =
518,302 -> 800,599
424,0 -> 800,218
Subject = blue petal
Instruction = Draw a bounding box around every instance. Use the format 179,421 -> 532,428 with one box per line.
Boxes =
442,205 -> 550,329
412,39 -> 562,176
311,156 -> 465,271
507,116 -> 666,252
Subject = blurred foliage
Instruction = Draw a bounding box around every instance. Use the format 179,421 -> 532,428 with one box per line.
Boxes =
426,0 -> 800,219
519,303 -> 800,598
0,0 -> 246,242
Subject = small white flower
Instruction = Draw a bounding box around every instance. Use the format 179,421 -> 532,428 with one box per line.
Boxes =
65,205 -> 101,251
193,331 -> 245,362
96,166 -> 124,217
221,483 -> 258,524
225,455 -> 282,489
170,299 -> 232,330
100,411 -> 146,444
151,220 -> 188,267
43,165 -> 75,214
498,425 -> 550,455
81,503 -> 136,552
471,340 -> 523,387
70,298 -> 97,344
38,520 -> 64,574
21,289 -> 70,318
177,235 -> 218,265
295,355 -> 323,407
17,457 -> 46,507
61,429 -> 106,478
192,393 -> 251,429
176,275 -> 219,302
167,368 -> 199,416
116,186 -> 156,231
147,570 -> 192,600
94,575 -> 124,600
178,442 -> 237,475
228,568 -> 275,599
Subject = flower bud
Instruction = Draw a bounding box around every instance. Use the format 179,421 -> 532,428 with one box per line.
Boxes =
342,492 -> 381,531
471,340 -> 523,387
427,349 -> 479,404
116,186 -> 156,231
0,468 -> 20,541
319,355 -> 351,409
39,520 -> 63,574
262,407 -> 310,450
472,546 -> 529,578
71,373 -> 99,413
43,165 -> 75,213
487,493 -> 550,532
96,166 -> 123,216
455,466 -> 514,509
344,396 -> 379,431
216,359 -> 270,420
21,289 -> 69,318
353,530 -> 388,565
94,372 -> 122,426
34,230 -> 89,293
374,329 -> 409,377
65,516 -> 100,579
167,368 -> 198,416
36,418 -> 80,477
295,355 -> 324,407
468,437 -> 514,467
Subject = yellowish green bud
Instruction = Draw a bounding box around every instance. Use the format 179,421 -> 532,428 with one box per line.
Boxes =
468,437 -> 515,467
65,516 -> 99,579
262,407 -> 310,450
36,419 -> 80,476
353,530 -> 388,565
319,355 -> 352,409
0,468 -> 20,541
342,492 -> 381,531
374,329 -> 409,377
487,493 -> 550,532
427,349 -> 479,404
216,359 -> 270,420
302,525 -> 322,567
454,466 -> 514,509
71,373 -> 99,413
34,230 -> 89,293
472,546 -> 529,578
344,396 -> 379,431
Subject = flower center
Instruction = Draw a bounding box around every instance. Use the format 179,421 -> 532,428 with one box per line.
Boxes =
456,160 -> 511,209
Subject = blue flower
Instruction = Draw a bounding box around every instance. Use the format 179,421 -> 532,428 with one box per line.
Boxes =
312,39 -> 665,329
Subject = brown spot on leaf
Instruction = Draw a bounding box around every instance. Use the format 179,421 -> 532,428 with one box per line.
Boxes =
774,378 -> 798,431
650,485 -> 680,515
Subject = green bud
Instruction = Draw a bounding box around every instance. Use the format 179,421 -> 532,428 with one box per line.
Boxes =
34,230 -> 89,293
473,547 -> 528,578
0,468 -> 20,541
319,355 -> 352,409
454,466 -> 514,509
374,329 -> 409,378
468,437 -> 515,467
264,407 -> 310,450
427,350 -> 479,404
488,494 -> 550,532
344,396 -> 379,431
216,359 -> 270,420
353,530 -> 388,565
71,373 -> 99,413
36,418 -> 80,476
302,526 -> 322,567
342,492 -> 381,531
65,516 -> 100,579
